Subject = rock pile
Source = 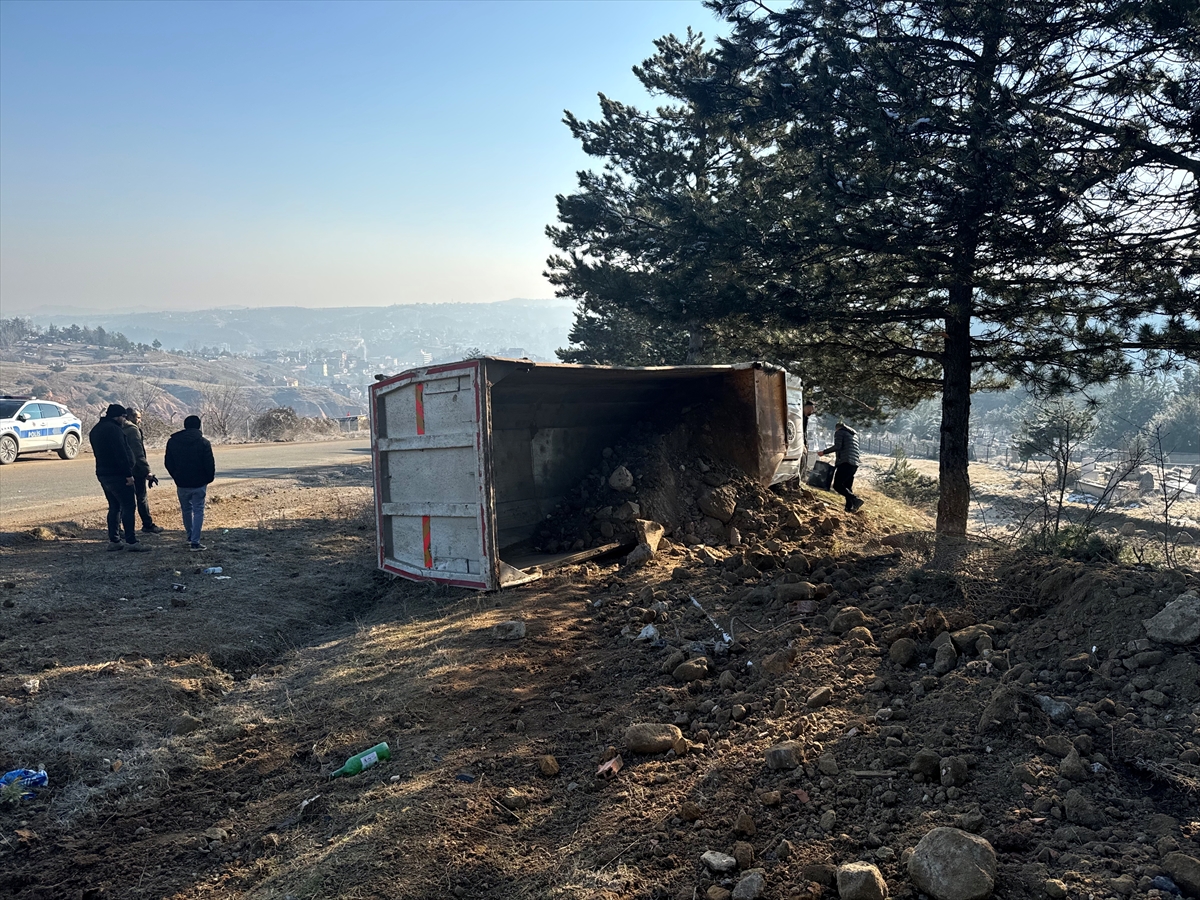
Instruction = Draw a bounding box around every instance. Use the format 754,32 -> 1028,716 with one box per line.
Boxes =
573,491 -> 1200,900
531,420 -> 815,560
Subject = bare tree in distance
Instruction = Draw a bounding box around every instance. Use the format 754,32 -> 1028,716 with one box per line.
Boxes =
199,380 -> 253,443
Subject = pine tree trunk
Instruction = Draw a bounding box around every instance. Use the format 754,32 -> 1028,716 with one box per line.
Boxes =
937,291 -> 972,534
686,326 -> 704,364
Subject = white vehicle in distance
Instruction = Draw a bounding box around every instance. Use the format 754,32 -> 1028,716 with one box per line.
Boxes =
0,395 -> 83,464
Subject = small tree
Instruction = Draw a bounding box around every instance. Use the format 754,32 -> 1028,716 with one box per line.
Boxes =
199,380 -> 252,442
1016,400 -> 1096,539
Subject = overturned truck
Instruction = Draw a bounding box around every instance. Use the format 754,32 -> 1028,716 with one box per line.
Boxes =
370,358 -> 804,590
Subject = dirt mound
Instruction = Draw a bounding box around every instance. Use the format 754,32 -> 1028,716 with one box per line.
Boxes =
2,469 -> 1199,900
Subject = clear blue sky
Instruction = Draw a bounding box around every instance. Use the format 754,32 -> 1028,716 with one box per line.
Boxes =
0,0 -> 720,314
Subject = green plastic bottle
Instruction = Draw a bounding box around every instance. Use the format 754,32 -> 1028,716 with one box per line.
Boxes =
329,742 -> 390,778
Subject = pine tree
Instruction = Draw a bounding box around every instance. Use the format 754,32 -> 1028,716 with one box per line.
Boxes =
549,0 -> 1200,532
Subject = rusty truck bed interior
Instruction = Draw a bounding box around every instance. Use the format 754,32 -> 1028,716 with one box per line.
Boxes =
483,360 -> 787,570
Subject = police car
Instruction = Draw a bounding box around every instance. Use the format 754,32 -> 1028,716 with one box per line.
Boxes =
0,396 -> 83,464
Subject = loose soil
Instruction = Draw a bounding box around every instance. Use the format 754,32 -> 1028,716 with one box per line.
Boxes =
1,456 -> 1198,900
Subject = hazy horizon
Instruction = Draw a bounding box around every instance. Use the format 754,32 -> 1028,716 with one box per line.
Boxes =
11,296 -> 572,319
0,1 -> 718,315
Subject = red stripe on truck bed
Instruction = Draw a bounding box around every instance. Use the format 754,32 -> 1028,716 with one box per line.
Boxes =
422,515 -> 432,568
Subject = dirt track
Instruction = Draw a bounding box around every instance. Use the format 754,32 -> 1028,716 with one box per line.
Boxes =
0,437 -> 370,525
1,464 -> 1199,900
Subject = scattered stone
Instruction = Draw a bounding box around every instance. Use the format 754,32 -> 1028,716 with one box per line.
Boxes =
1142,688 -> 1169,708
624,543 -> 654,567
803,862 -> 838,886
699,486 -> 738,523
889,637 -> 918,667
735,813 -> 757,837
1163,852 -> 1200,897
661,649 -> 686,674
909,749 -> 942,779
934,643 -> 959,675
1041,735 -> 1073,758
837,861 -> 889,900
958,808 -> 985,833
819,809 -> 837,831
538,755 -> 560,777
732,870 -> 765,900
718,670 -> 737,690
635,518 -> 665,552
760,790 -> 781,806
1073,706 -> 1103,730
608,466 -> 635,492
817,753 -> 839,776
701,850 -> 738,873
977,684 -> 1025,733
765,742 -> 804,770
707,888 -> 732,900
939,756 -> 968,787
499,788 -> 528,810
1035,695 -> 1073,724
674,658 -> 710,682
950,625 -> 991,654
1045,879 -> 1067,899
777,839 -> 794,860
761,647 -> 797,676
1063,789 -> 1103,828
625,723 -> 683,755
1110,874 -> 1137,896
492,620 -> 526,640
1144,593 -> 1200,645
844,625 -> 876,645
776,582 -> 815,603
830,606 -> 868,634
907,827 -> 997,900
1059,748 -> 1090,782
807,686 -> 834,708
733,839 -> 755,867
680,800 -> 704,822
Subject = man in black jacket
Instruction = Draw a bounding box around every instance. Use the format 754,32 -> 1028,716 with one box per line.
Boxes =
121,407 -> 164,534
88,404 -> 152,551
164,415 -> 216,551
818,421 -> 864,513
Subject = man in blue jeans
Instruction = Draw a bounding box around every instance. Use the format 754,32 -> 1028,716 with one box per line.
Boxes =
89,403 -> 153,551
164,415 -> 216,550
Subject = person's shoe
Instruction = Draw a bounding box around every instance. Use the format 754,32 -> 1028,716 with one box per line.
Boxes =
106,541 -> 125,551
850,497 -> 865,513
126,542 -> 153,552
141,524 -> 165,534
190,542 -> 207,551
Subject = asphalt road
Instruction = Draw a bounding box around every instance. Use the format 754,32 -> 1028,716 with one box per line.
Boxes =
0,437 -> 372,527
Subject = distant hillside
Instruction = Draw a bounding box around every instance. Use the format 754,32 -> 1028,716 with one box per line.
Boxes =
0,340 -> 364,445
24,298 -> 576,362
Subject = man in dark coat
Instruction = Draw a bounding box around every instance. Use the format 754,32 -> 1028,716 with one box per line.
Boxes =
819,421 -> 864,513
88,404 -> 152,551
121,407 -> 164,534
164,415 -> 216,551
